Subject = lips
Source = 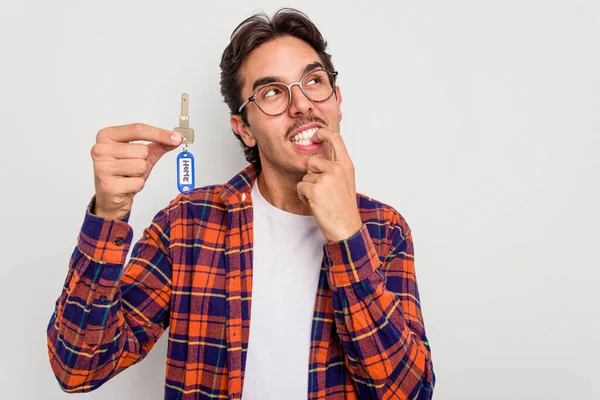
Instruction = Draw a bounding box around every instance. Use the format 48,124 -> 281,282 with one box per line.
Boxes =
292,140 -> 323,152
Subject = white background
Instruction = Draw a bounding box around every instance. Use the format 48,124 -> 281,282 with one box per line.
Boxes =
0,1 -> 599,399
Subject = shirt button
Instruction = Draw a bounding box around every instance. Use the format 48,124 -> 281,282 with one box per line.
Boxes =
99,295 -> 107,302
241,193 -> 247,201
115,237 -> 125,246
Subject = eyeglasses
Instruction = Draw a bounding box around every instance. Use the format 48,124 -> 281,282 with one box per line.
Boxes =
238,69 -> 338,116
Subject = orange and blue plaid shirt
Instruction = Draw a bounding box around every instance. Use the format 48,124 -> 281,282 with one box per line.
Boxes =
47,164 -> 435,399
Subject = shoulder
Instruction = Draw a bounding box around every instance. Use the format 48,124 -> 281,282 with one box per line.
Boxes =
165,184 -> 228,217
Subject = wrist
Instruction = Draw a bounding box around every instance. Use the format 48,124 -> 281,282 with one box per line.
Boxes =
326,218 -> 363,243
91,197 -> 130,221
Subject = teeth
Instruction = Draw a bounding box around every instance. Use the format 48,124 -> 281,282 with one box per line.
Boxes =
291,127 -> 318,143
293,138 -> 312,146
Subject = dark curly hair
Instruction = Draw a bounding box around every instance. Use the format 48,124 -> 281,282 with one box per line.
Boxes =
219,8 -> 335,175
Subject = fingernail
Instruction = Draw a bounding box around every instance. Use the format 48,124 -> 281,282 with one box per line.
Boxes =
171,133 -> 182,144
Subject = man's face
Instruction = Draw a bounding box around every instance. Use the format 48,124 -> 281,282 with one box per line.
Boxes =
232,35 -> 342,178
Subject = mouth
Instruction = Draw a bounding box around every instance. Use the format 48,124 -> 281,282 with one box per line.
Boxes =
292,141 -> 324,152
289,126 -> 323,152
289,125 -> 320,144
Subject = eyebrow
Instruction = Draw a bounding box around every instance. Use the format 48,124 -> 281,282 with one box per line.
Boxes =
251,62 -> 325,92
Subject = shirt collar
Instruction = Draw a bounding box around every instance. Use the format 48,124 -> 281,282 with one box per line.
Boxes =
220,163 -> 258,205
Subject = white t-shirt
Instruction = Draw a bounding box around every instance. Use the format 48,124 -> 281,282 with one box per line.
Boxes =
241,179 -> 326,400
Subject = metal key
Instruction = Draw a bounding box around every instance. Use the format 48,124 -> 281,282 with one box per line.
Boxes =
173,93 -> 194,143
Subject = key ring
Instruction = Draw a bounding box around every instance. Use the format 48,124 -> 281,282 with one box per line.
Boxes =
182,137 -> 188,153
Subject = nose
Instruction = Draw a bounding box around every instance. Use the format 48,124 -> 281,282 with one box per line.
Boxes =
287,82 -> 313,117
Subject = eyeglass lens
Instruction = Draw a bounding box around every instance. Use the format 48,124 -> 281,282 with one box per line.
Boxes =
255,70 -> 335,115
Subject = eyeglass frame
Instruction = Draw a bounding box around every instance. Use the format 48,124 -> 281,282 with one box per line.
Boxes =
237,69 -> 339,116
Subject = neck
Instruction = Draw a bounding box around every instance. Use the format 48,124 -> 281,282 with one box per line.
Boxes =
256,167 -> 313,216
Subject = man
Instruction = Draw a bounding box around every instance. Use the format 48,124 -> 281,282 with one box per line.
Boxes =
47,8 -> 435,400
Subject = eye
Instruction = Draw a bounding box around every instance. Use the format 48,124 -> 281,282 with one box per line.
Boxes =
262,85 -> 284,99
305,75 -> 323,86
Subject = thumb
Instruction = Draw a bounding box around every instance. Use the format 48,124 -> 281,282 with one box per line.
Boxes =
146,141 -> 180,169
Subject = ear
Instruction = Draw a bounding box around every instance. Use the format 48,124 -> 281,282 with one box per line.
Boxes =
230,114 -> 257,147
335,85 -> 343,122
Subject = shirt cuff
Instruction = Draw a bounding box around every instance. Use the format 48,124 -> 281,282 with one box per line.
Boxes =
324,224 -> 380,288
77,196 -> 133,265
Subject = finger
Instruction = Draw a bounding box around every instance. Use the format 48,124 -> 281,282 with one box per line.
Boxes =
96,159 -> 148,178
146,141 -> 180,167
115,176 -> 146,195
301,172 -> 320,183
306,155 -> 333,174
296,181 -> 314,207
91,142 -> 150,160
97,123 -> 183,147
310,129 -> 350,162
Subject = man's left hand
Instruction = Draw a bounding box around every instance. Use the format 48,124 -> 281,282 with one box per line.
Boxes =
297,129 -> 363,243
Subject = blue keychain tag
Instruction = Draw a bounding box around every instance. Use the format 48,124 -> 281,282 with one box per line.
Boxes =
177,138 -> 195,194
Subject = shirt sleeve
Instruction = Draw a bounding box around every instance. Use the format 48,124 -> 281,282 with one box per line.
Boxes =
323,212 -> 435,399
47,196 -> 174,393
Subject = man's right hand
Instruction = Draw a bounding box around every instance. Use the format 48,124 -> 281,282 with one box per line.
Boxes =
91,123 -> 183,220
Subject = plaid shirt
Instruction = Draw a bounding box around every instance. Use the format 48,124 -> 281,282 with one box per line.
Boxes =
47,164 -> 435,399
